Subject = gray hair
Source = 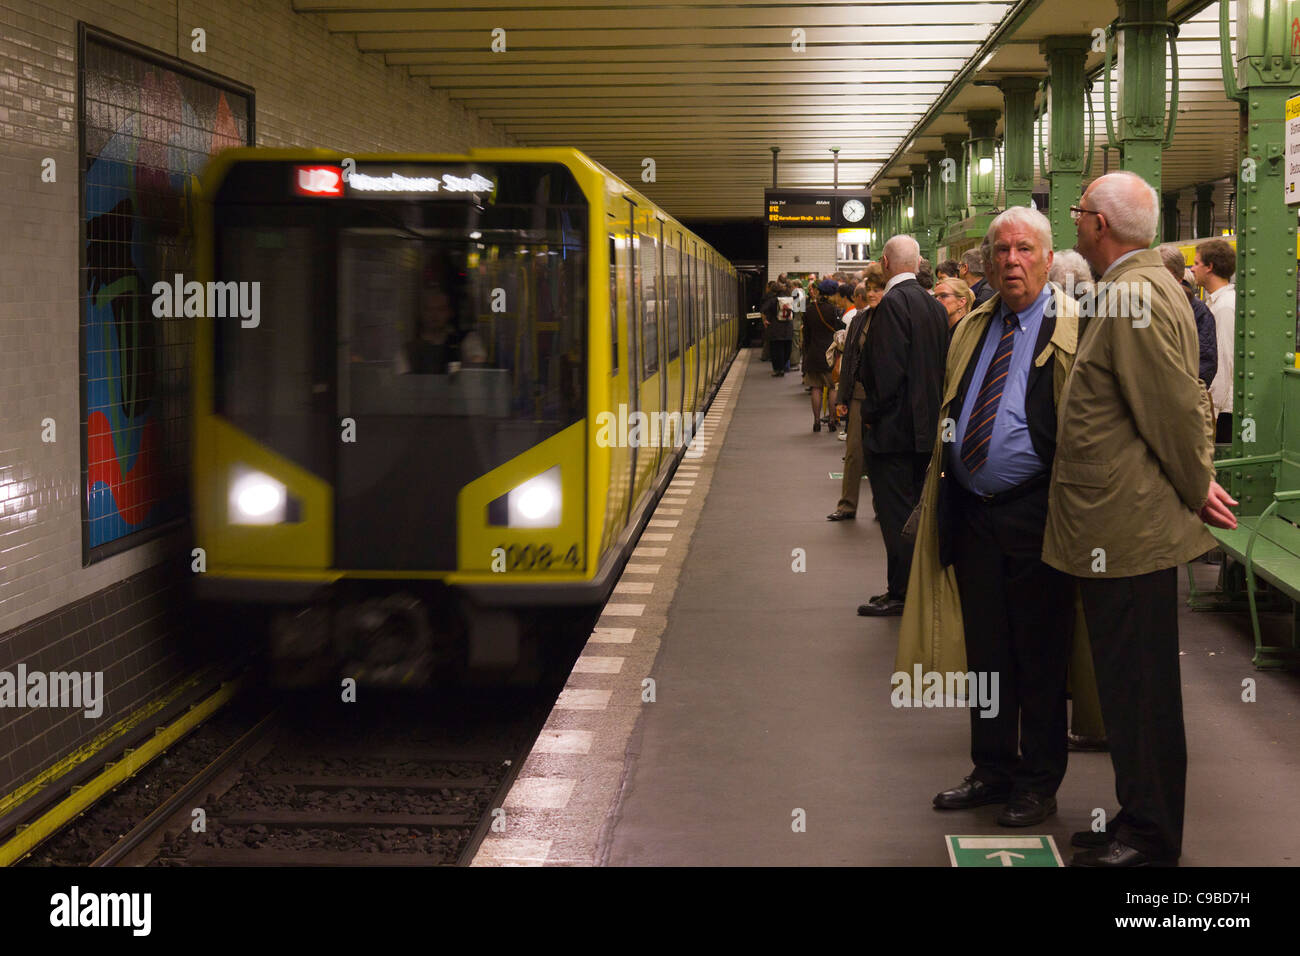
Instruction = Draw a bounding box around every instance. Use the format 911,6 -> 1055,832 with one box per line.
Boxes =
1087,171 -> 1159,246
986,205 -> 1054,254
883,234 -> 921,271
1048,248 -> 1095,299
961,248 -> 984,277
1156,243 -> 1188,280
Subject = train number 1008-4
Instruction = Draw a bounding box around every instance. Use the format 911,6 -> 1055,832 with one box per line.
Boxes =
493,544 -> 580,571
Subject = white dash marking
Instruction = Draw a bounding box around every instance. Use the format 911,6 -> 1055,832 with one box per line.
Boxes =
647,519 -> 679,528
614,580 -> 654,593
505,777 -> 576,809
572,655 -> 624,674
640,533 -> 673,541
556,688 -> 613,710
473,838 -> 551,867
601,603 -> 645,616
533,730 -> 594,754
590,627 -> 635,643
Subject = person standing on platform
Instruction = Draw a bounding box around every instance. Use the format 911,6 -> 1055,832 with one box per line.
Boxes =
1048,171 -> 1238,866
1191,238 -> 1236,442
790,277 -> 808,371
829,267 -> 885,520
1159,244 -> 1218,392
960,248 -> 995,307
898,207 -> 1081,826
932,277 -> 974,332
759,280 -> 792,376
855,235 -> 948,616
803,279 -> 845,433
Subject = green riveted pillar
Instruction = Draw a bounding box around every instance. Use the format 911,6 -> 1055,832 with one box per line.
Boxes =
942,133 -> 967,248
1218,0 -> 1300,520
927,151 -> 947,256
1109,0 -> 1172,193
999,77 -> 1039,209
870,201 -> 882,255
910,165 -> 930,257
1196,182 -> 1215,237
1040,36 -> 1092,250
967,110 -> 1001,215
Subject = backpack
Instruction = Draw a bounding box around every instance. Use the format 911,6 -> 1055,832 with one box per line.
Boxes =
777,296 -> 794,322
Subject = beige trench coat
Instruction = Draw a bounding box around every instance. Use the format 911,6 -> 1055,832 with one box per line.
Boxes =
895,283 -> 1086,691
1041,249 -> 1216,576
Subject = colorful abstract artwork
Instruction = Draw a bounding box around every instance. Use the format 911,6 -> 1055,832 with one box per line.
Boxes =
81,36 -> 250,553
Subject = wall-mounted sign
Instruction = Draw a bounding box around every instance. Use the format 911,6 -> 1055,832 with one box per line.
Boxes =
765,189 -> 871,228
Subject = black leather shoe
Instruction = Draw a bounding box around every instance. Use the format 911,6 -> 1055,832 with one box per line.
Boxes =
933,776 -> 1011,810
827,511 -> 856,521
856,593 -> 891,614
996,792 -> 1057,827
860,597 -> 904,616
1068,732 -> 1109,752
813,421 -> 821,433
1071,829 -> 1110,849
1071,840 -> 1177,867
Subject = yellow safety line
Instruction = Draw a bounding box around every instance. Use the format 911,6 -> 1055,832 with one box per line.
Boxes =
0,677 -> 241,866
0,670 -> 221,818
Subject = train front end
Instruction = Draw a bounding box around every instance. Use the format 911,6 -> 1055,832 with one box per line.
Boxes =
192,149 -> 608,683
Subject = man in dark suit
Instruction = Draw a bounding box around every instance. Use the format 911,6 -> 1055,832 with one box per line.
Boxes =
856,235 -> 949,616
960,248 -> 996,307
929,207 -> 1078,826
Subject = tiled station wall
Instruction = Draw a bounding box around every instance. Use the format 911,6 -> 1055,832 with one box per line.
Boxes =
767,227 -> 838,276
0,0 -> 518,796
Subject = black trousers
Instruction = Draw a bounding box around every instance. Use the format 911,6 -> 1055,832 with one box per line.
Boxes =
865,451 -> 929,598
769,338 -> 792,373
1215,412 -> 1232,444
950,483 -> 1072,796
1076,568 -> 1185,860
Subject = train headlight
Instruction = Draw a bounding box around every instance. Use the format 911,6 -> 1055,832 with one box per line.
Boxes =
229,469 -> 287,525
489,466 -> 561,528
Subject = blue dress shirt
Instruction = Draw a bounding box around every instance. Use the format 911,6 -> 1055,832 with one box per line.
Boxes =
951,285 -> 1051,495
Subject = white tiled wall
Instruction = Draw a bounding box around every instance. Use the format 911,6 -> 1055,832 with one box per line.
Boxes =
767,227 -> 837,276
0,0 -> 519,635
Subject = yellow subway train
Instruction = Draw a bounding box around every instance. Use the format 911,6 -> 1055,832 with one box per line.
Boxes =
191,148 -> 739,681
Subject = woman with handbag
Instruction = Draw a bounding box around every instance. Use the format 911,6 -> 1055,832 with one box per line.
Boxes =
802,278 -> 845,432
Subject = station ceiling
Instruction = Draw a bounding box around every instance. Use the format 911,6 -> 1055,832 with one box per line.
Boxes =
293,0 -> 1239,221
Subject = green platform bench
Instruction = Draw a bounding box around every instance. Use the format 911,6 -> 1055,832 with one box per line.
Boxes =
1204,452 -> 1300,669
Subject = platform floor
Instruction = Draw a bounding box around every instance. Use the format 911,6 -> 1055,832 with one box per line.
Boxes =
475,347 -> 1300,866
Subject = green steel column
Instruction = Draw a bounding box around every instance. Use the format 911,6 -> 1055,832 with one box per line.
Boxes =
927,151 -> 947,254
1219,0 -> 1300,487
1041,36 -> 1091,250
1196,182 -> 1215,237
967,110 -> 1001,215
999,77 -> 1039,209
942,133 -> 967,249
870,201 -> 882,255
910,165 -> 931,259
1112,0 -> 1170,191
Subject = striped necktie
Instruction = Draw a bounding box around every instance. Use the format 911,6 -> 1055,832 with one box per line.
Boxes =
961,311 -> 1018,476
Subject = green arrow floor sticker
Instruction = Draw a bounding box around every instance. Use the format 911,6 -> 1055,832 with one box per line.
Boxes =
945,835 -> 1063,867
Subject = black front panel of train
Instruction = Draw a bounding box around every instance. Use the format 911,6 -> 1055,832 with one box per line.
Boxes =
213,162 -> 587,570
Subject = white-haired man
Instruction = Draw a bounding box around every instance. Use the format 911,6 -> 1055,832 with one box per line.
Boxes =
855,235 -> 949,615
1047,171 -> 1238,866
898,206 -> 1081,827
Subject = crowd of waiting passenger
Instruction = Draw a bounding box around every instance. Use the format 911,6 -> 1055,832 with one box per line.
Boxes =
756,171 -> 1240,867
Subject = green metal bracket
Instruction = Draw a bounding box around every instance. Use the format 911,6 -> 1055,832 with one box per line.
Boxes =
1220,0 -> 1246,101
1101,17 -> 1181,149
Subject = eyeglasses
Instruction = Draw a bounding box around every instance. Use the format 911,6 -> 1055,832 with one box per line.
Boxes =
934,291 -> 958,300
1069,205 -> 1102,223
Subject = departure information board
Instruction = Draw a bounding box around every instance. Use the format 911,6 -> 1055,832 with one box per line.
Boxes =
765,189 -> 871,228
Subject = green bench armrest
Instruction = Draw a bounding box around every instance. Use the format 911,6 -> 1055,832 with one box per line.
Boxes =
1274,490 -> 1300,502
1213,453 -> 1281,471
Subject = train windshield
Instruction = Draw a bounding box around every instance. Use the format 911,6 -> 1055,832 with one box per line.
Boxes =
213,162 -> 588,483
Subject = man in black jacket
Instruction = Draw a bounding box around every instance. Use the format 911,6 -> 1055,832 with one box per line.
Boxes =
1158,244 -> 1217,390
856,235 -> 950,616
829,272 -> 884,520
961,248 -> 996,307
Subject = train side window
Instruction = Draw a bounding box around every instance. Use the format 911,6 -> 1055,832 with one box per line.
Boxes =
665,225 -> 680,361
639,228 -> 659,378
609,233 -> 618,374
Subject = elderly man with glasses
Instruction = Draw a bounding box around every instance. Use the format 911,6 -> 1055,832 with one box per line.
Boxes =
1047,171 -> 1238,866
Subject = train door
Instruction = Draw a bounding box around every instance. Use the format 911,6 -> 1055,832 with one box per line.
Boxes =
603,212 -> 633,552
634,207 -> 662,501
662,222 -> 683,448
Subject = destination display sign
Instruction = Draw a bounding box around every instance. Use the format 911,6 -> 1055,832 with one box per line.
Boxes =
291,163 -> 498,200
765,189 -> 871,228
